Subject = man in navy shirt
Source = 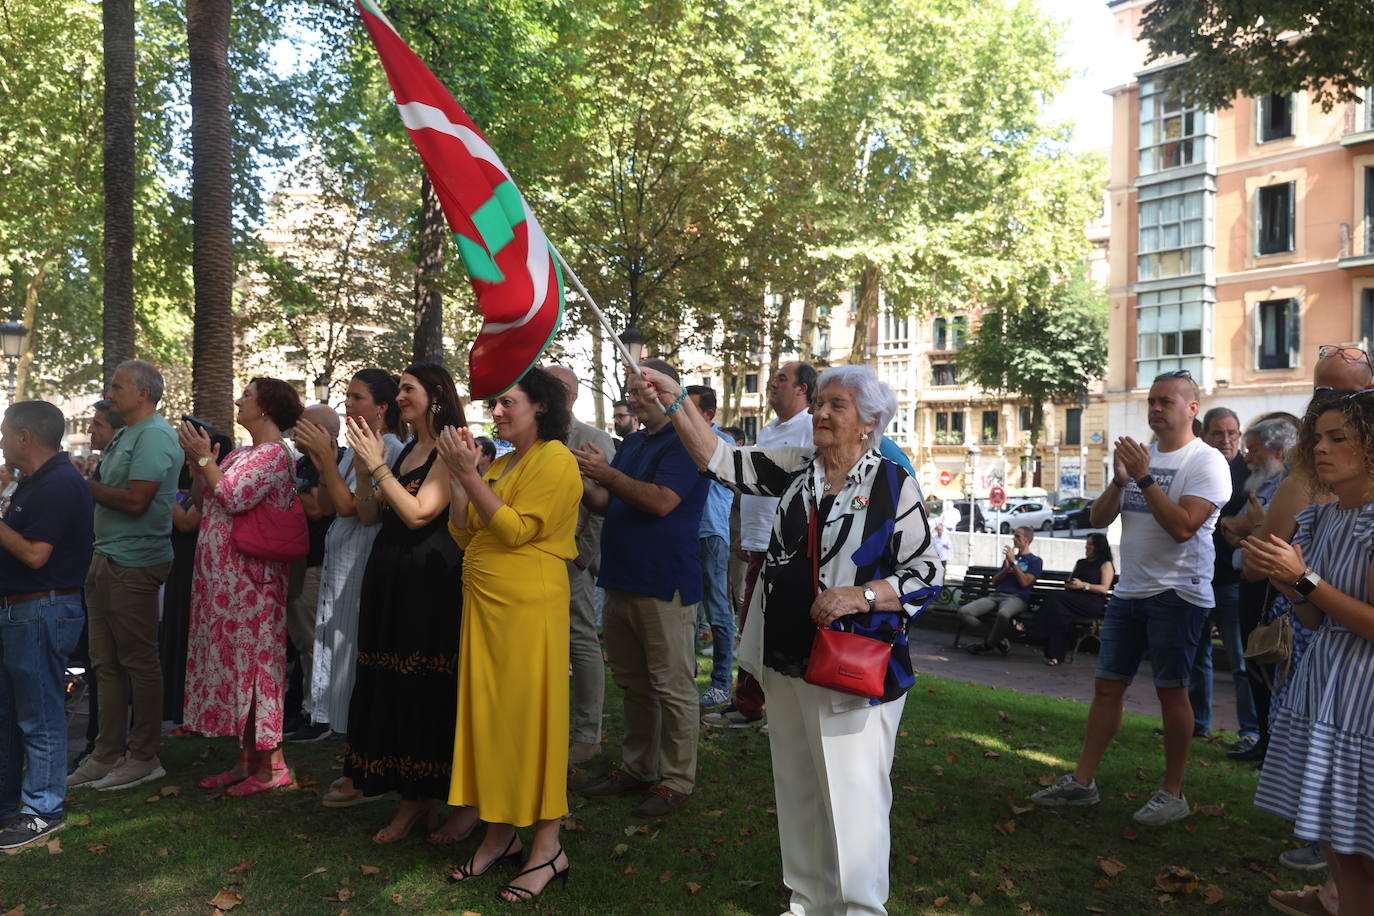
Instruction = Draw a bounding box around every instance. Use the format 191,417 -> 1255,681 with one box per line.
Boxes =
958,525 -> 1043,656
0,401 -> 95,849
573,359 -> 708,819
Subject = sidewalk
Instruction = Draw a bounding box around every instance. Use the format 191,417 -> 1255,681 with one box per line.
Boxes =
907,630 -> 1242,734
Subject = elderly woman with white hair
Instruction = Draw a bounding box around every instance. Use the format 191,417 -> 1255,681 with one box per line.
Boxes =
636,363 -> 941,916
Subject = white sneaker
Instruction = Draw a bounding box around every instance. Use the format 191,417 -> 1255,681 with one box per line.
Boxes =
1132,788 -> 1190,826
92,755 -> 166,792
67,754 -> 119,788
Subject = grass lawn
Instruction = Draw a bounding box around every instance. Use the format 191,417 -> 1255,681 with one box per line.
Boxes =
1,672 -> 1299,915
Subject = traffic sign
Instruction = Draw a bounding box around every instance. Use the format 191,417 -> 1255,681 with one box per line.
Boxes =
938,469 -> 953,486
989,486 -> 1007,509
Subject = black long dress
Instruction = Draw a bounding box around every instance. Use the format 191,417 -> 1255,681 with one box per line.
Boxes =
1035,557 -> 1108,663
343,442 -> 462,799
160,492 -> 199,724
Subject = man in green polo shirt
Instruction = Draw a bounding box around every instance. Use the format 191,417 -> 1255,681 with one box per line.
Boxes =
68,360 -> 183,792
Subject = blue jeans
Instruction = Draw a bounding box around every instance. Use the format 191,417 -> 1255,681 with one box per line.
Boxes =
1189,581 -> 1261,738
0,593 -> 84,819
699,536 -> 735,691
1095,590 -> 1208,688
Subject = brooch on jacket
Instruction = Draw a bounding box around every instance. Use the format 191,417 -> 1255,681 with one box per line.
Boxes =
850,495 -> 870,511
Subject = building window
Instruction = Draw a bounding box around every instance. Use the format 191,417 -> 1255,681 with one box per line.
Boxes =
1256,182 -> 1295,255
744,373 -> 758,394
881,312 -> 910,350
888,407 -> 911,442
1256,298 -> 1300,370
1019,405 -> 1033,431
1065,408 -> 1082,446
1362,289 -> 1374,346
1138,74 -> 1207,175
1365,166 -> 1374,255
1257,93 -> 1293,142
1137,175 -> 1211,281
1136,286 -> 1212,387
880,357 -> 911,393
931,363 -> 959,386
935,410 -> 964,445
951,315 -> 968,349
742,416 -> 757,443
981,410 -> 999,445
933,317 -> 947,351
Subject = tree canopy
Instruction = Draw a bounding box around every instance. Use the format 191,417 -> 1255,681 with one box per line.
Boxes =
1139,0 -> 1371,111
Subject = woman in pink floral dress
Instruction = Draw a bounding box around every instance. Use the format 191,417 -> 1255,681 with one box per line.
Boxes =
178,378 -> 304,796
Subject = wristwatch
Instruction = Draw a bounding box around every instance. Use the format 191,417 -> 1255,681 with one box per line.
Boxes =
197,456 -> 211,468
1135,474 -> 1156,490
1294,567 -> 1322,597
863,586 -> 877,613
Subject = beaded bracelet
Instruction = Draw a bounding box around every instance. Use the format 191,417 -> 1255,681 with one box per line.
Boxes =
664,391 -> 688,416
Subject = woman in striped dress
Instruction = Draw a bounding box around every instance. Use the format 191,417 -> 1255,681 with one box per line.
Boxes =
1243,390 -> 1374,909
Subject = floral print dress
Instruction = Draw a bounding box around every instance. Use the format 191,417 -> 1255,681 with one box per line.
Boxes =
183,442 -> 295,749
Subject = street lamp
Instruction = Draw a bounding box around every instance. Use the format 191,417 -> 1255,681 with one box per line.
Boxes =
313,373 -> 330,404
0,320 -> 27,405
618,326 -> 647,364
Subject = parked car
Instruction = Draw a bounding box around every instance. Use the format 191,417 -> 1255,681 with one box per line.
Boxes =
984,500 -> 1056,533
949,500 -> 987,533
1051,496 -> 1095,531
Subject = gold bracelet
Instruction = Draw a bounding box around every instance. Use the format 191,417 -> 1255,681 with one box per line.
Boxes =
372,470 -> 394,487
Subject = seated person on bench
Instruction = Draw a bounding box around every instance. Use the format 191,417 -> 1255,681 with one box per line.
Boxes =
959,526 -> 1042,656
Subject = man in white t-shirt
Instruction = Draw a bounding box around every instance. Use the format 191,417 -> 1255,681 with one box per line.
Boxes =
1032,370 -> 1230,827
703,361 -> 816,728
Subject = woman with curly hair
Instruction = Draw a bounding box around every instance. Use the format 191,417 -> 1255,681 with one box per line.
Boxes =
179,378 -> 303,796
439,367 -> 582,902
1244,388 -> 1374,909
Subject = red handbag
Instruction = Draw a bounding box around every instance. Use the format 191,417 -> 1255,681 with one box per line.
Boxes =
229,443 -> 309,565
801,496 -> 895,699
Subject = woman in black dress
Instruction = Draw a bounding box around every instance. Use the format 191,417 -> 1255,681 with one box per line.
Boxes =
1036,533 -> 1114,665
341,363 -> 467,843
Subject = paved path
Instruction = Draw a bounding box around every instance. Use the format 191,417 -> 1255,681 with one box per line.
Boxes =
907,630 -> 1242,734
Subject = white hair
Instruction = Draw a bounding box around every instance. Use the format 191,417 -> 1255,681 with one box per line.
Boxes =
1247,416 -> 1297,453
815,364 -> 896,450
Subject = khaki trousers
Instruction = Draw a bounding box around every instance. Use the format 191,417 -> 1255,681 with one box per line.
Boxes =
602,588 -> 699,794
567,561 -> 604,745
85,553 -> 171,763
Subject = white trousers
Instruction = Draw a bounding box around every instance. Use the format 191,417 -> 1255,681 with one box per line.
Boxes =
761,668 -> 905,916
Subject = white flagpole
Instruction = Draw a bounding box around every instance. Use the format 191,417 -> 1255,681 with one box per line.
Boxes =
549,244 -> 639,374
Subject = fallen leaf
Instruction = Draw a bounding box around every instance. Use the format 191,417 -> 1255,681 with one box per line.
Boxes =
1122,829 -> 1140,840
1007,797 -> 1032,815
993,820 -> 1016,836
1134,766 -> 1147,781
933,896 -> 950,907
899,730 -> 909,737
906,855 -> 919,865
997,710 -> 1009,721
1196,804 -> 1225,817
1213,866 -> 1229,875
1198,760 -> 1212,769
1201,885 -> 1224,905
1098,856 -> 1127,877
359,865 -> 380,876
685,882 -> 701,894
1087,907 -> 1106,914
390,894 -> 403,905
623,826 -> 638,837
923,738 -> 935,746
329,888 -> 355,902
704,809 -> 725,817
1,906 -> 23,916
160,785 -> 181,797
1247,863 -> 1279,884
1093,879 -> 1110,889
85,843 -> 107,855
1154,865 -> 1199,895
736,879 -> 761,888
611,843 -> 629,858
208,890 -> 243,911
45,838 -> 61,855
302,866 -> 327,879
156,847 -> 169,857
658,871 -> 672,883
968,893 -> 984,906
945,751 -> 960,764
930,765 -> 944,776
68,814 -> 91,827
1036,773 -> 1055,787
228,861 -> 253,875
983,751 -> 1001,759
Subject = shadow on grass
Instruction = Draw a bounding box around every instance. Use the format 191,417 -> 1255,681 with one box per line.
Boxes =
1,675 -> 1293,915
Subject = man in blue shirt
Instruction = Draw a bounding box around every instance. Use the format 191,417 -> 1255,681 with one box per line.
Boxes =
958,526 -> 1043,656
686,386 -> 736,709
573,359 -> 708,819
0,401 -> 94,849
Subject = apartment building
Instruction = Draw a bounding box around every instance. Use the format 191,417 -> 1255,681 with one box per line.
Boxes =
1105,0 -> 1374,438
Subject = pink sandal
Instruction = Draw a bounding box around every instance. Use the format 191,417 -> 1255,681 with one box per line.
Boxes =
199,752 -> 255,789
225,762 -> 294,798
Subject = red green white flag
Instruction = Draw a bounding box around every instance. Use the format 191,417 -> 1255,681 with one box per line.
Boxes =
356,0 -> 563,398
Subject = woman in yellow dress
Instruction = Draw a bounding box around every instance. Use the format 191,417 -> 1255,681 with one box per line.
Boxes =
438,366 -> 581,903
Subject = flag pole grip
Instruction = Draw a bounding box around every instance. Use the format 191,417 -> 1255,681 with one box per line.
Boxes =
551,245 -> 640,375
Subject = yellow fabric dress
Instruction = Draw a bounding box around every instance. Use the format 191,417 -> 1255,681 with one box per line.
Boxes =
448,438 -> 580,825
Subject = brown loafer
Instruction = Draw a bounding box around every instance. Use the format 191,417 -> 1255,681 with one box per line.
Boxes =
578,768 -> 652,799
1269,888 -> 1333,916
632,785 -> 691,818
568,742 -> 601,766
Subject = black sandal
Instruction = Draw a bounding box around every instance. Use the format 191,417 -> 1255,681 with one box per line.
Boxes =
447,831 -> 522,883
496,846 -> 570,903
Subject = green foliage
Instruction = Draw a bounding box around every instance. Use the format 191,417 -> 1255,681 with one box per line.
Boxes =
1139,0 -> 1372,112
957,271 -> 1109,445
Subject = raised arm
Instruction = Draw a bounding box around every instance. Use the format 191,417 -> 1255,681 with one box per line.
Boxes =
634,365 -> 723,470
296,420 -> 355,519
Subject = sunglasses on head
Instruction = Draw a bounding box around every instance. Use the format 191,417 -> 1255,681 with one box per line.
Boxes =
1160,369 -> 1193,379
1317,344 -> 1373,366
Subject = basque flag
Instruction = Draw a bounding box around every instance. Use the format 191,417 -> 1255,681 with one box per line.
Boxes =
357,0 -> 563,397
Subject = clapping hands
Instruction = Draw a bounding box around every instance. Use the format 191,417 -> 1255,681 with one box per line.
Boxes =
437,426 -> 481,479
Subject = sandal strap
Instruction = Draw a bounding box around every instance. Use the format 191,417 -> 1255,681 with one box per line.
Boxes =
498,884 -> 534,901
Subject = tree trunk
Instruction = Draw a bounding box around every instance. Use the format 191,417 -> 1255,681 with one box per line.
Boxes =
188,0 -> 235,432
590,316 -> 605,429
102,0 -> 137,384
14,269 -> 44,402
764,292 -> 789,425
413,172 -> 446,366
799,296 -> 817,362
848,262 -> 880,365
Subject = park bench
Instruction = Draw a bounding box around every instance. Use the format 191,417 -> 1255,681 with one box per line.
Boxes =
922,564 -> 1116,663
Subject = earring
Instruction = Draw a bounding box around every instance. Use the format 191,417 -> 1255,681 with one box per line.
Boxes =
431,402 -> 440,414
